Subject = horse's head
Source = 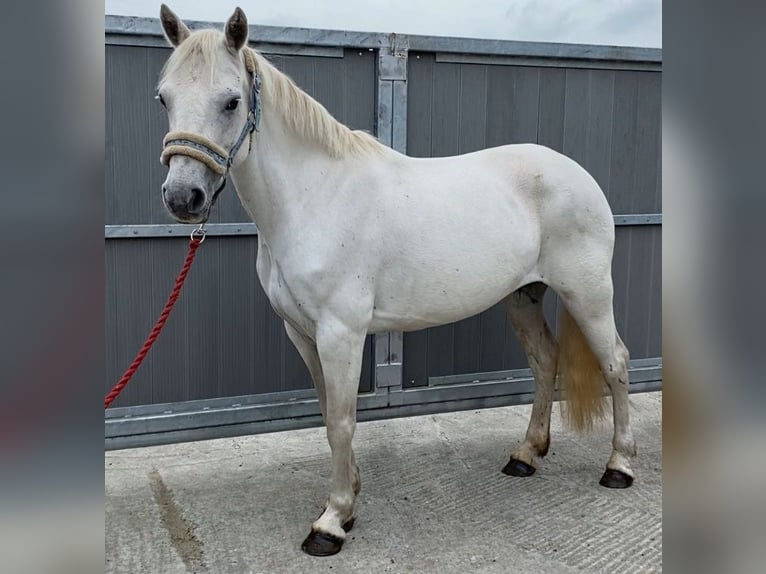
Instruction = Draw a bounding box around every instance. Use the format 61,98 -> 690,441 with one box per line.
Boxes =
157,5 -> 256,223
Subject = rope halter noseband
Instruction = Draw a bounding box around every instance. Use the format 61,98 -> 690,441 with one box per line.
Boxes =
160,50 -> 262,208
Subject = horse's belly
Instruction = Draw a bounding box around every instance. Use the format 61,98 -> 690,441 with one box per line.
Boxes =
369,271 -> 532,333
369,227 -> 539,332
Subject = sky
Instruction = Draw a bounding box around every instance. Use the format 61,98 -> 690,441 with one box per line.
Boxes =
105,0 -> 662,48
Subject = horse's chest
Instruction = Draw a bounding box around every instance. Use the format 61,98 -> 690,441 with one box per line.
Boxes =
256,239 -> 307,328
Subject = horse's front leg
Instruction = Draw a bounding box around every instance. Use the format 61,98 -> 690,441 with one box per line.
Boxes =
301,319 -> 367,557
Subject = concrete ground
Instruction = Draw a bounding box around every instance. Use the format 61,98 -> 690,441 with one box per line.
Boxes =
106,392 -> 662,573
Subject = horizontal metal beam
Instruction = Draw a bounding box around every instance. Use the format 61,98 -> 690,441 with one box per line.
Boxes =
107,380 -> 664,450
434,52 -> 661,72
409,35 -> 661,63
106,381 -> 661,450
106,386 -> 316,418
429,358 -> 662,387
105,222 -> 259,238
106,32 -> 345,58
106,15 -> 392,50
104,214 -> 660,239
105,15 -> 661,65
105,360 -> 661,449
613,214 -> 662,225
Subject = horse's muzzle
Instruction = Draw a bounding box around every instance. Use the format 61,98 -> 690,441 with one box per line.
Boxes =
162,181 -> 209,223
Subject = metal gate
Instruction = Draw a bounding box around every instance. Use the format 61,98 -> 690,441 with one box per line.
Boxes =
105,16 -> 662,449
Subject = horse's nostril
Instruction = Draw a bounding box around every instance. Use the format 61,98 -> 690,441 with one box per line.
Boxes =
189,187 -> 206,213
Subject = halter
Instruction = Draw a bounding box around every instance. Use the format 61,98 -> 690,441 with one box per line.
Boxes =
160,50 -> 262,211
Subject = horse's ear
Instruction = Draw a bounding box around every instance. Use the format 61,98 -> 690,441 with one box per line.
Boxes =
160,4 -> 191,47
225,7 -> 249,53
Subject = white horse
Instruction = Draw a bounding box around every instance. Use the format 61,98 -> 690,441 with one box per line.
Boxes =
156,5 -> 637,556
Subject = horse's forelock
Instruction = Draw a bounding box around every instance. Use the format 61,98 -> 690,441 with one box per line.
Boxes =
159,30 -> 225,86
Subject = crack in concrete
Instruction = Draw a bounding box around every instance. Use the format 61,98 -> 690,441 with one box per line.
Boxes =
148,468 -> 207,573
431,416 -> 472,471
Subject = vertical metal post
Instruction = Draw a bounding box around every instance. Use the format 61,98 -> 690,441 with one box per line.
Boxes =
375,34 -> 408,392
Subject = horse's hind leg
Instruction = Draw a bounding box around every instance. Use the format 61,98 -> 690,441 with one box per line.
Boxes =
559,283 -> 636,488
502,282 -> 558,477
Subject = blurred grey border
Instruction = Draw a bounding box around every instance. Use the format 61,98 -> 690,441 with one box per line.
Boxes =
664,1 -> 766,573
0,1 -> 104,573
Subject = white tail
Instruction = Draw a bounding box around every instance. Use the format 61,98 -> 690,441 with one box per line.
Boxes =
556,308 -> 608,432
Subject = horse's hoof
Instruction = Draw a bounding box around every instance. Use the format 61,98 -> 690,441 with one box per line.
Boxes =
300,518 -> 355,557
599,468 -> 634,489
502,458 -> 536,477
301,531 -> 344,557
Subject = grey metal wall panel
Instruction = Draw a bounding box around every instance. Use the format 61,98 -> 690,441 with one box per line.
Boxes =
487,65 -> 540,147
647,225 -> 662,357
315,57 -> 345,120
406,54 -> 434,156
458,65 -> 488,153
478,304 -> 509,374
634,71 -> 662,214
106,45 -> 153,225
577,69 -> 615,194
146,47 -> 174,224
106,239 -> 156,406
611,226 -> 663,359
431,63 -> 461,155
403,52 -> 661,387
452,315 -> 481,375
344,50 -> 378,132
208,238 -> 253,398
537,68 -> 566,151
407,54 -> 661,213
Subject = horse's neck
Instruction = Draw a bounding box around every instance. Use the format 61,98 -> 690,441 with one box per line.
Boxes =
230,114 -> 341,250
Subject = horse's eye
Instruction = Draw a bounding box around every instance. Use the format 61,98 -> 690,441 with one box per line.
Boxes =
156,94 -> 166,108
225,98 -> 240,111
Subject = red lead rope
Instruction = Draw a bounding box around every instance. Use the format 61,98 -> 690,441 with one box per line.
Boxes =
104,233 -> 205,409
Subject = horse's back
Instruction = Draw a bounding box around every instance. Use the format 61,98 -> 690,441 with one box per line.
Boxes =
387,142 -> 614,249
